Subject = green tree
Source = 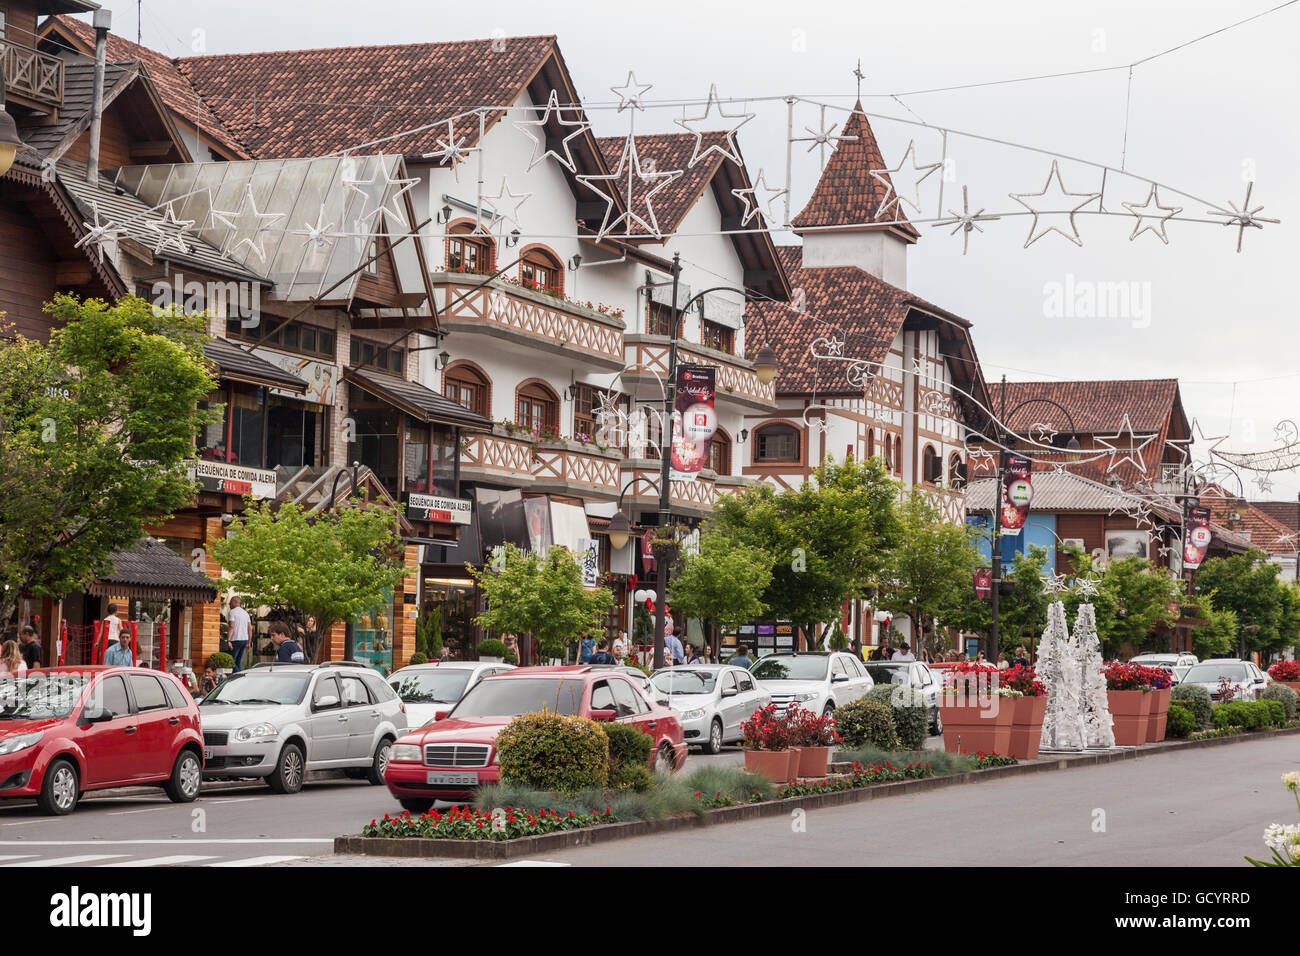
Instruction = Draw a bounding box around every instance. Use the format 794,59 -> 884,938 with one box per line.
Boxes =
879,488 -> 981,659
947,538 -> 1051,656
710,456 -> 900,647
469,544 -> 613,662
1195,550 -> 1292,656
209,500 -> 410,662
669,530 -> 773,655
1062,548 -> 1177,656
0,295 -> 217,626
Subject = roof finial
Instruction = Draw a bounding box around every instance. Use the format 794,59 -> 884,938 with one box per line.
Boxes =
853,59 -> 865,103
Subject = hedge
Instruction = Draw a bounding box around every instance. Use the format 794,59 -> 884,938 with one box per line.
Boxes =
495,712 -> 610,793
1210,699 -> 1282,732
1171,683 -> 1212,729
1165,703 -> 1195,739
602,721 -> 654,792
865,684 -> 928,750
1261,683 -> 1299,721
835,698 -> 900,751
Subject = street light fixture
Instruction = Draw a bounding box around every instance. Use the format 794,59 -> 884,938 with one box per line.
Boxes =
0,75 -> 29,179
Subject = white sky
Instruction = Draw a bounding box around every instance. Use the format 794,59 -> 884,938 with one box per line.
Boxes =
92,0 -> 1300,499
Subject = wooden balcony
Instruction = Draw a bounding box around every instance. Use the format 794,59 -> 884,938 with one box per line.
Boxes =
459,427 -> 622,499
922,485 -> 967,525
430,271 -> 625,371
623,335 -> 776,411
2,41 -> 64,112
619,463 -> 718,518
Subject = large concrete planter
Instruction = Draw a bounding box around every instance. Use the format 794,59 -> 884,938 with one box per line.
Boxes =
1146,687 -> 1171,742
939,698 -> 1013,755
796,745 -> 831,778
1009,695 -> 1048,759
1107,689 -> 1152,746
744,749 -> 797,783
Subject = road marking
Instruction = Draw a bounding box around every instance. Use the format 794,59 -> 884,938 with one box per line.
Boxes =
2,854 -> 128,867
0,855 -> 37,862
100,855 -> 219,867
108,805 -> 179,816
0,838 -> 333,847
497,860 -> 571,867
1,819 -> 51,827
207,855 -> 307,867
204,797 -> 262,805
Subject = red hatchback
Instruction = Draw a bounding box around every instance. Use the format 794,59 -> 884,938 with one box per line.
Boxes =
384,665 -> 687,812
0,666 -> 204,815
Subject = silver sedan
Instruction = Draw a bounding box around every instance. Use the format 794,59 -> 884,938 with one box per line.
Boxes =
650,664 -> 770,754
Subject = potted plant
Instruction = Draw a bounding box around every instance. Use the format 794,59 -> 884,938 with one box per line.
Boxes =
1268,660 -> 1300,695
475,637 -> 509,664
205,652 -> 235,678
788,705 -> 838,777
1136,663 -> 1173,742
1001,663 -> 1048,759
1103,662 -> 1153,746
740,705 -> 797,783
939,662 -> 1013,755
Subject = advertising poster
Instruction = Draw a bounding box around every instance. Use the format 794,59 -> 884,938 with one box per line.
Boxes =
670,364 -> 717,481
1000,454 -> 1033,535
1184,505 -> 1212,570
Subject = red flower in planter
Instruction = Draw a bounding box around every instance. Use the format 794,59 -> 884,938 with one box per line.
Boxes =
1001,663 -> 1046,697
1268,660 -> 1300,681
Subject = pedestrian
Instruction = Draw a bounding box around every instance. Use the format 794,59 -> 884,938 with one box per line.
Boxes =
684,642 -> 701,664
503,633 -> 520,662
102,603 -> 122,653
269,621 -> 305,663
104,625 -> 135,667
729,645 -> 754,669
579,632 -> 596,664
200,664 -> 220,695
665,623 -> 685,666
975,650 -> 987,665
997,652 -> 1009,670
18,625 -> 42,670
0,640 -> 26,677
611,630 -> 630,659
701,644 -> 714,664
892,642 -> 916,662
296,615 -> 320,663
1012,645 -> 1031,668
440,642 -> 453,661
588,638 -> 617,665
227,596 -> 251,672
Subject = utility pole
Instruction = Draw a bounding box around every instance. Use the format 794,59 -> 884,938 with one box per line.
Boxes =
652,253 -> 683,670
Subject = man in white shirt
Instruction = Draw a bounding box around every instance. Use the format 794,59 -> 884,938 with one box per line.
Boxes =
228,596 -> 252,672
891,642 -> 917,662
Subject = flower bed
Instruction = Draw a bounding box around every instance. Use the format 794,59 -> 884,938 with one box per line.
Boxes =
777,760 -> 935,797
362,804 -> 615,841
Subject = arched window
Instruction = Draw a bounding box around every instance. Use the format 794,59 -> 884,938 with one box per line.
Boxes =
446,221 -> 495,273
516,380 -> 559,433
949,453 -> 967,490
709,429 -> 732,475
922,445 -> 942,484
893,435 -> 904,476
443,363 -> 490,418
520,246 -> 563,296
753,423 -> 800,464
866,430 -> 875,460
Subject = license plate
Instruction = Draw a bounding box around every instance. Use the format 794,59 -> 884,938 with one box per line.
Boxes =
204,749 -> 212,760
426,771 -> 478,786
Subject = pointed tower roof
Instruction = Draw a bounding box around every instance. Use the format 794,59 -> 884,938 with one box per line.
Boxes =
791,102 -> 920,241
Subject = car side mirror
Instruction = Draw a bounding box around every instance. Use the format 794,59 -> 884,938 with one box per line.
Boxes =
832,675 -> 849,683
313,695 -> 340,711
721,687 -> 738,698
589,708 -> 616,722
79,705 -> 111,725
433,709 -> 451,721
1255,677 -> 1266,684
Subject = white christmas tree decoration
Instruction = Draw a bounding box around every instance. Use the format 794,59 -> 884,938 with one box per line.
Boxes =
1037,599 -> 1085,751
1072,602 -> 1115,749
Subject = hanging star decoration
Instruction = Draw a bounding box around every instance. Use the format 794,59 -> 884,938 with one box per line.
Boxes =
422,119 -> 473,181
673,84 -> 754,168
731,169 -> 788,227
1095,414 -> 1157,476
869,139 -> 942,219
292,204 -> 343,252
932,185 -> 1000,255
1254,471 -> 1274,494
1008,160 -> 1101,248
482,177 -> 533,233
513,89 -> 591,173
1121,183 -> 1181,244
73,200 -> 125,264
145,203 -> 196,257
1027,421 -> 1059,446
609,71 -> 653,112
1041,572 -> 1071,597
1207,182 -> 1280,253
793,104 -> 859,170
350,155 -> 419,228
1073,575 -> 1101,598
577,135 -> 682,240
210,184 -> 286,264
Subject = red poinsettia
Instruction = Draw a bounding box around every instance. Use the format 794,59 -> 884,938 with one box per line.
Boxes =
1268,660 -> 1300,681
1102,661 -> 1157,691
1000,663 -> 1046,697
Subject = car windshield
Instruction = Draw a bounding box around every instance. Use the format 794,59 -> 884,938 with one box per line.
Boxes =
864,664 -> 908,685
651,670 -> 717,695
1183,663 -> 1247,683
449,678 -> 586,718
389,670 -> 473,704
200,672 -> 309,706
751,656 -> 829,681
0,673 -> 89,720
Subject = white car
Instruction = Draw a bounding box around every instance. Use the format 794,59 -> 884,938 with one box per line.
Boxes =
650,664 -> 770,754
1131,653 -> 1198,683
1177,659 -> 1270,701
749,652 -> 874,718
387,661 -> 515,728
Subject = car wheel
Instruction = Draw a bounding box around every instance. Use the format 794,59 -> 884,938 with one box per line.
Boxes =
366,737 -> 393,786
705,719 -> 724,755
266,742 -> 305,794
39,759 -> 79,816
400,798 -> 434,814
931,710 -> 943,736
822,702 -> 835,718
163,750 -> 202,803
654,743 -> 676,775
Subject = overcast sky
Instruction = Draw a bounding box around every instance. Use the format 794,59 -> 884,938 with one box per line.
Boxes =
90,0 -> 1300,500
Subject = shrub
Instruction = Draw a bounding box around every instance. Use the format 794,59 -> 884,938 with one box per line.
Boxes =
1262,683 -> 1299,721
495,712 -> 609,793
865,684 -> 928,750
206,652 -> 235,670
1212,700 -> 1274,732
1172,683 -> 1212,729
602,721 -> 653,792
1166,703 -> 1196,739
476,638 -> 510,660
1263,699 -> 1285,727
408,652 -> 429,665
835,698 -> 900,751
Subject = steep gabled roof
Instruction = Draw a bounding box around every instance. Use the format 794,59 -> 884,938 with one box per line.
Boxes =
1252,500 -> 1300,535
1207,500 -> 1298,556
17,60 -> 134,158
791,103 -> 919,240
989,379 -> 1183,435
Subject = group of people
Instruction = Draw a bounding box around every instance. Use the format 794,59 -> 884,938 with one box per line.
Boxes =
0,626 -> 44,677
868,640 -> 918,661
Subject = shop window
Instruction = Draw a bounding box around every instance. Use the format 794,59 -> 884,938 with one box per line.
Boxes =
351,337 -> 405,374
229,385 -> 265,468
754,424 -> 800,464
268,394 -> 320,469
520,248 -> 562,296
923,445 -> 942,484
516,381 -> 559,433
405,419 -> 458,496
446,223 -> 494,274
347,384 -> 402,494
709,429 -> 732,475
444,364 -> 489,418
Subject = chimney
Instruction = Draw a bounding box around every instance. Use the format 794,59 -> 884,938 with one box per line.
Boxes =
86,8 -> 112,185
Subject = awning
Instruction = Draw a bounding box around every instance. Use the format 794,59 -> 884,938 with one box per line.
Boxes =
344,367 -> 491,429
205,339 -> 308,394
87,538 -> 219,605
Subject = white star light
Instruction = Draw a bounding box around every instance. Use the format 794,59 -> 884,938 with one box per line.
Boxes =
673,84 -> 754,168
932,185 -> 1000,255
1095,414 -> 1157,476
609,71 -> 653,112
292,205 -> 343,252
210,184 -> 286,264
1041,572 -> 1070,596
145,203 -> 196,257
351,155 -> 419,228
576,135 -> 682,240
1254,472 -> 1274,494
1009,161 -> 1101,248
73,200 -> 125,264
731,169 -> 788,227
869,139 -> 942,219
1074,575 -> 1101,598
1207,182 -> 1281,253
482,177 -> 533,233
422,119 -> 473,181
513,90 -> 591,173
1122,184 -> 1182,245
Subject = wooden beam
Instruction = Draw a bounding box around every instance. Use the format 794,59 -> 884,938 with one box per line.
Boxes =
55,261 -> 93,285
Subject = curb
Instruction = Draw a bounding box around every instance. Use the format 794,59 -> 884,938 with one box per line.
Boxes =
334,724 -> 1300,860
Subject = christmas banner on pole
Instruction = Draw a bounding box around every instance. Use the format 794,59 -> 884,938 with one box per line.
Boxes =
670,364 -> 716,481
1183,504 -> 1212,570
1000,454 -> 1033,535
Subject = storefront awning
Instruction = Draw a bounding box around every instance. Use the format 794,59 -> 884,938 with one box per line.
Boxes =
344,367 -> 492,429
87,538 -> 219,605
205,339 -> 308,394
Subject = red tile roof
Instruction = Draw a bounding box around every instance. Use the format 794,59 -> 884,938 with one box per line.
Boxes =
1207,500 -> 1298,555
1251,500 -> 1300,534
989,379 -> 1181,434
791,103 -> 919,240
594,133 -> 726,237
44,15 -> 249,159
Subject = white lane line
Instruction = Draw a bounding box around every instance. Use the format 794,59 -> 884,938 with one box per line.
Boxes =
0,855 -> 37,862
204,797 -> 262,805
497,860 -> 571,867
100,855 -> 219,867
2,819 -> 52,827
0,838 -> 333,846
108,805 -> 178,816
2,854 -> 129,867
207,855 -> 307,867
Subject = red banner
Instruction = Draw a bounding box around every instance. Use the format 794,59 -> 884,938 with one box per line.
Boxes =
670,365 -> 716,481
1184,505 -> 1212,570
1000,454 -> 1033,534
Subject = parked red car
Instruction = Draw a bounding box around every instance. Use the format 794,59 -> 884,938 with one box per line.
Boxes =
384,665 -> 687,812
0,666 -> 204,815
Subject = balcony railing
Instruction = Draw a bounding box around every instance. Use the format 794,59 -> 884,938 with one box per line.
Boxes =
459,428 -> 621,498
623,335 -> 776,409
2,41 -> 64,110
619,464 -> 718,516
